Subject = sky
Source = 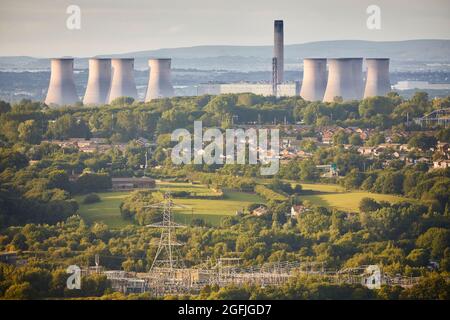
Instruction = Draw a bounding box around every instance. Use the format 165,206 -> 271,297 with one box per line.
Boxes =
0,0 -> 449,57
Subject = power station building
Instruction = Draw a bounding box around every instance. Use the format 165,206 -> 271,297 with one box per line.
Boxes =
351,58 -> 364,100
273,20 -> 284,84
43,19 -> 392,105
83,58 -> 111,105
323,58 -> 354,102
45,58 -> 79,106
300,58 -> 327,101
107,58 -> 138,103
364,58 -> 391,98
197,83 -> 300,97
145,58 -> 174,102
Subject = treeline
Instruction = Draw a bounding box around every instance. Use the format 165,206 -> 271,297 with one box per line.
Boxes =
195,273 -> 450,300
0,144 -> 116,226
1,92 -> 448,147
0,195 -> 449,299
341,166 -> 450,212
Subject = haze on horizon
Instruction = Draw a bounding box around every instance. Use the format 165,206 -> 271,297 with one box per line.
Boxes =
0,0 -> 449,58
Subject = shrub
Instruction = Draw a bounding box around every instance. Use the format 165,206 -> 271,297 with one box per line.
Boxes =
83,193 -> 101,204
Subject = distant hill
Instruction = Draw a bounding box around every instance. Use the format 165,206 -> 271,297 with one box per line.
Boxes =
1,40 -> 450,72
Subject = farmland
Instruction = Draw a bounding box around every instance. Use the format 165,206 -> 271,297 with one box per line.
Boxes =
75,182 -> 265,228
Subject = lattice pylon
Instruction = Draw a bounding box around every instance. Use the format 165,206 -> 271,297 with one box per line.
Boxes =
146,192 -> 186,271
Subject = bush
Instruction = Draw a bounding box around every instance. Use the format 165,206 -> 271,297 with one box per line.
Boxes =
83,193 -> 101,204
254,185 -> 287,202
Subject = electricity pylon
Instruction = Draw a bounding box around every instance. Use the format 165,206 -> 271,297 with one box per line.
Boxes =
146,192 -> 187,271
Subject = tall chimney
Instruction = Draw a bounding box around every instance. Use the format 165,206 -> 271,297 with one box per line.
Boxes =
45,58 -> 79,106
145,58 -> 174,102
83,58 -> 111,105
323,58 -> 356,102
300,58 -> 327,101
274,20 -> 284,83
351,58 -> 364,100
107,58 -> 138,103
364,58 -> 391,98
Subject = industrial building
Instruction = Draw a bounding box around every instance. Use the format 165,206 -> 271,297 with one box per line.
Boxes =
273,20 -> 284,84
364,58 -> 391,98
351,58 -> 364,100
197,82 -> 300,97
45,58 -> 79,106
83,58 -> 111,105
43,19 -> 394,105
107,58 -> 138,103
145,58 -> 174,101
300,58 -> 327,101
323,58 -> 354,102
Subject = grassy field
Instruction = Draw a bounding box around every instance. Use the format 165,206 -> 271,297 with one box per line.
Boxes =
297,183 -> 410,212
75,192 -> 130,228
75,182 -> 265,228
75,180 -> 411,228
299,192 -> 410,212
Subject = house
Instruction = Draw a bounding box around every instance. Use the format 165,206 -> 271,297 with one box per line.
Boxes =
433,160 -> 450,169
111,177 -> 156,191
358,146 -> 376,156
290,205 -> 309,218
0,252 -> 18,265
251,206 -> 268,217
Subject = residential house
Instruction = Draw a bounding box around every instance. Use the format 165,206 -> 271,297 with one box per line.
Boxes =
251,206 -> 268,217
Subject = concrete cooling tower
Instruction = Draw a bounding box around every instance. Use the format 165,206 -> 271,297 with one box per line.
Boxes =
107,58 -> 138,103
83,58 -> 111,105
364,58 -> 391,98
351,58 -> 364,100
45,58 -> 79,106
323,58 -> 354,102
300,58 -> 327,101
274,20 -> 284,83
145,58 -> 174,102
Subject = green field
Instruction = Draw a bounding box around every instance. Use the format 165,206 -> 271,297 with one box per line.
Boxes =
297,183 -> 410,212
75,181 -> 411,228
75,192 -> 131,228
75,182 -> 265,228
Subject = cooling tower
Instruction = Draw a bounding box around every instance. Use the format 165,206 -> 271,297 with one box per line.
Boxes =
274,20 -> 284,83
351,58 -> 364,100
145,58 -> 174,102
364,58 -> 391,98
300,58 -> 327,101
107,58 -> 138,103
83,58 -> 111,105
45,58 -> 79,106
323,58 -> 360,102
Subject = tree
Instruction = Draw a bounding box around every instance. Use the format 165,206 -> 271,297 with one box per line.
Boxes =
47,170 -> 70,191
349,133 -> 363,146
0,100 -> 11,113
359,96 -> 394,118
333,130 -> 349,145
437,128 -> 450,143
299,160 -> 317,181
74,173 -> 112,194
18,120 -> 42,144
366,133 -> 385,146
400,273 -> 450,300
416,228 -> 450,260
46,114 -> 91,139
4,282 -> 34,299
408,133 -> 437,151
110,96 -> 135,106
359,198 -> 381,213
